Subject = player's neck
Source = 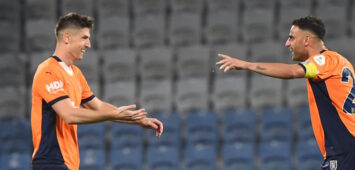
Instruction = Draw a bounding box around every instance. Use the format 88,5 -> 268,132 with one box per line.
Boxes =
53,43 -> 74,66
308,41 -> 327,56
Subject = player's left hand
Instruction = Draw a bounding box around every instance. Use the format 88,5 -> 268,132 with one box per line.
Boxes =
138,118 -> 164,137
216,53 -> 248,72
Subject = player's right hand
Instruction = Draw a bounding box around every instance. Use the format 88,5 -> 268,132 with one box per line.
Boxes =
112,104 -> 147,121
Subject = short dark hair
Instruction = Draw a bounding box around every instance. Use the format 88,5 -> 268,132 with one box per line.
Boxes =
55,12 -> 94,39
292,16 -> 326,40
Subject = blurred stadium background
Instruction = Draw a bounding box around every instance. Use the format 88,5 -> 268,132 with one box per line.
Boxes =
1,0 -> 355,169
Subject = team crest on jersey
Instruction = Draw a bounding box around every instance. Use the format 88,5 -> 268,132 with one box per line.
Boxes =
314,55 -> 325,66
46,80 -> 64,94
330,160 -> 337,170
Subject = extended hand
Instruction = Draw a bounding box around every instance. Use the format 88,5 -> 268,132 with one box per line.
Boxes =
112,104 -> 147,121
216,53 -> 248,72
138,118 -> 164,137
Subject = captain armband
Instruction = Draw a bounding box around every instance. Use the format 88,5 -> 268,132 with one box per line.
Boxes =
301,61 -> 318,79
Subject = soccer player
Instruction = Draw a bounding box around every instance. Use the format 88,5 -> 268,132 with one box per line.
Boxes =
216,16 -> 355,169
31,13 -> 163,170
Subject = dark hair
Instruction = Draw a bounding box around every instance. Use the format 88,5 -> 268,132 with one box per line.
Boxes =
292,16 -> 326,40
55,12 -> 94,39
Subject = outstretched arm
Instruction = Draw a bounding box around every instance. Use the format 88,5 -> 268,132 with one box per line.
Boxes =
216,54 -> 305,79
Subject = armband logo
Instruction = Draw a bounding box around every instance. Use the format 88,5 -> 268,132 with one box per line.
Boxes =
314,55 -> 325,66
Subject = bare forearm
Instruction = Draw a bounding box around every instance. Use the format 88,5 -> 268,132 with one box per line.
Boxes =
66,107 -> 111,124
245,62 -> 305,79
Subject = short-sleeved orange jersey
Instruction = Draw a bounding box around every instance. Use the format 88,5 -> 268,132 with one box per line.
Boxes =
300,50 -> 355,159
31,56 -> 94,169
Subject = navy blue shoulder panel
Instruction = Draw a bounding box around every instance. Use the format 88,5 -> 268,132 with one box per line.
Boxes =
32,99 -> 66,166
309,80 -> 355,156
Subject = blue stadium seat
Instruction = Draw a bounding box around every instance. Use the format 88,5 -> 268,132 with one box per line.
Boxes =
186,112 -> 218,148
223,110 -> 255,145
223,143 -> 254,170
147,147 -> 179,170
111,123 -> 143,150
260,107 -> 292,144
80,149 -> 106,170
148,113 -> 180,149
110,147 -> 142,170
0,152 -> 31,170
259,142 -> 291,170
77,123 -> 106,150
296,140 -> 323,170
0,119 -> 31,153
184,146 -> 216,170
297,106 -> 315,142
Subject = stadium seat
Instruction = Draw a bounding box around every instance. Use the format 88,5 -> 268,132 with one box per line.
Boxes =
286,79 -> 308,108
0,87 -> 26,120
223,110 -> 256,145
169,12 -> 202,47
297,106 -> 315,142
103,81 -> 136,108
0,21 -> 20,53
243,0 -> 275,10
211,42 -> 248,77
206,0 -> 239,13
0,53 -> 26,87
249,76 -> 283,110
259,142 -> 291,170
132,0 -> 167,16
110,147 -> 142,170
212,76 -> 247,112
147,113 -> 180,148
260,108 -> 292,144
77,123 -> 106,150
26,0 -> 57,21
315,5 -> 347,40
75,50 -> 99,84
139,46 -> 173,80
26,19 -> 56,52
222,143 -> 254,170
133,14 -> 165,48
279,0 -> 312,9
204,11 -> 238,45
139,79 -> 173,113
175,78 -> 209,115
61,0 -> 94,16
296,140 -> 323,170
186,112 -> 218,148
250,40 -> 285,62
184,145 -> 216,170
0,119 -> 31,153
176,45 -> 210,78
243,8 -> 274,43
0,152 -> 31,170
0,0 -> 21,22
170,0 -> 204,14
80,149 -> 106,170
97,16 -> 130,49
147,147 -> 179,170
102,48 -> 137,82
111,123 -> 143,150
97,0 -> 130,17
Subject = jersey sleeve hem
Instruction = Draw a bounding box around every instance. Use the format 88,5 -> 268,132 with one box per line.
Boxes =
81,95 -> 95,105
48,95 -> 69,106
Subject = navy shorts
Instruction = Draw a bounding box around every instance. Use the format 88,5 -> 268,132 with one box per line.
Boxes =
321,152 -> 355,170
32,164 -> 69,170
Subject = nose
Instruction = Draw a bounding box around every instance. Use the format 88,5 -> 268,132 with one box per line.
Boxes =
86,39 -> 91,49
285,39 -> 290,47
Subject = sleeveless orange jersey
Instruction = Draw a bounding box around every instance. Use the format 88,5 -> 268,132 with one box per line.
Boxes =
31,56 -> 94,170
300,50 -> 355,159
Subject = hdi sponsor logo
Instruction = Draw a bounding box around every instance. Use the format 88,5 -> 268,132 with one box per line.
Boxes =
46,80 -> 64,94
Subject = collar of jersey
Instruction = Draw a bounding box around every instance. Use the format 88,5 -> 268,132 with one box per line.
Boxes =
51,56 -> 74,76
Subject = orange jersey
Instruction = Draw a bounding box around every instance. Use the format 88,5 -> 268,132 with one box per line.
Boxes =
300,50 -> 355,159
31,56 -> 94,170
